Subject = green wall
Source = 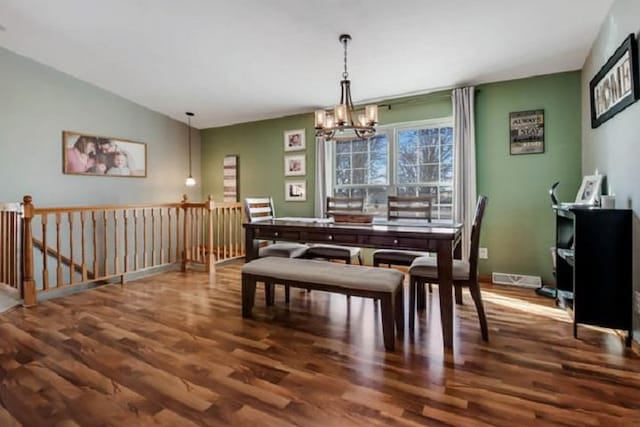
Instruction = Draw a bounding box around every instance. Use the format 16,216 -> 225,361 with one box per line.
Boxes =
200,91 -> 452,217
476,71 -> 582,283
201,72 -> 582,283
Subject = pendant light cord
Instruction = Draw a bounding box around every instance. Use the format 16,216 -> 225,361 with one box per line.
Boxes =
187,115 -> 192,175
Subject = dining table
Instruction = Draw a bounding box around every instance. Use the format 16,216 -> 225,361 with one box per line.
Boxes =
243,217 -> 463,350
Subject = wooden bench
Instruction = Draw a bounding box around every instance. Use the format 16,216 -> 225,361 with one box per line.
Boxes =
241,257 -> 405,351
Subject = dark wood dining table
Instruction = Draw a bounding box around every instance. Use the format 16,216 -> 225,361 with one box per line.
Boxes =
243,218 -> 463,350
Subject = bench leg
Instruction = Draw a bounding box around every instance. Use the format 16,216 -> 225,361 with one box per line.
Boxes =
409,277 -> 416,333
395,287 -> 404,338
242,274 -> 256,318
455,286 -> 463,305
265,282 -> 274,306
380,294 -> 396,351
417,282 -> 426,310
285,285 -> 290,303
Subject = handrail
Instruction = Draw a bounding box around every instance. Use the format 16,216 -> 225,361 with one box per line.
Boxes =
32,237 -> 95,280
19,194 -> 244,306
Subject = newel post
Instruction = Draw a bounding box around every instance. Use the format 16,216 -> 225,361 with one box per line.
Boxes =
205,195 -> 216,276
181,194 -> 189,272
21,195 -> 37,306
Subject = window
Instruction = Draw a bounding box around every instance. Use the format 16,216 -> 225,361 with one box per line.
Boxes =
332,119 -> 454,220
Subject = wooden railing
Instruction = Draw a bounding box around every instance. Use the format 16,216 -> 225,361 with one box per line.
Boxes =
0,203 -> 22,292
20,195 -> 245,306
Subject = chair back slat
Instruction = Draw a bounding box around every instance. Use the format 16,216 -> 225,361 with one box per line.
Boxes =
468,196 -> 488,281
244,197 -> 275,223
326,197 -> 364,217
387,196 -> 432,221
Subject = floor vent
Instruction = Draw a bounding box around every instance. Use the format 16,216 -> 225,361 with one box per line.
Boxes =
492,272 -> 541,288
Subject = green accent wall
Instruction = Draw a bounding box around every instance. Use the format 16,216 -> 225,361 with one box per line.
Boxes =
200,91 -> 452,217
201,72 -> 582,283
476,71 -> 582,283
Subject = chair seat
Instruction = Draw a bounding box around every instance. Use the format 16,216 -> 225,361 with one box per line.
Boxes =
373,249 -> 428,266
409,256 -> 470,280
259,242 -> 308,258
306,244 -> 361,259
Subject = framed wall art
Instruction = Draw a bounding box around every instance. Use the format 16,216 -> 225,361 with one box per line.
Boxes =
284,154 -> 305,176
63,131 -> 147,177
285,180 -> 306,201
509,110 -> 544,155
284,129 -> 305,152
590,33 -> 639,128
223,155 -> 238,202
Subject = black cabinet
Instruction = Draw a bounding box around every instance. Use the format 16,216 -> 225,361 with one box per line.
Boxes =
554,207 -> 633,346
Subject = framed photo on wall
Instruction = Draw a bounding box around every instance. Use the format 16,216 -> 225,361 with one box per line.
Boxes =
223,155 -> 238,202
589,33 -> 640,128
285,180 -> 306,201
509,110 -> 544,155
63,131 -> 147,177
284,129 -> 306,152
284,154 -> 305,176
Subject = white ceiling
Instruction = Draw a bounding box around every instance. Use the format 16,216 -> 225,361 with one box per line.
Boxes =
0,0 -> 613,129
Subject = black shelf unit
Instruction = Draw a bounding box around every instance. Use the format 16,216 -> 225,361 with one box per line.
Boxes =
554,206 -> 633,346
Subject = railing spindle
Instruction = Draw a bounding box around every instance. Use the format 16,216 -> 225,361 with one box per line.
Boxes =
68,212 -> 74,285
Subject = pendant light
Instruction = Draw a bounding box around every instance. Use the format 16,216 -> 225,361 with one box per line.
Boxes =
314,34 -> 378,141
185,112 -> 196,186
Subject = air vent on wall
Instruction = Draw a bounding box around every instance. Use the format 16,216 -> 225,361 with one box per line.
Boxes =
492,272 -> 541,288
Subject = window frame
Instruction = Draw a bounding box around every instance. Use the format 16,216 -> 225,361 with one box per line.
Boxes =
331,117 -> 454,217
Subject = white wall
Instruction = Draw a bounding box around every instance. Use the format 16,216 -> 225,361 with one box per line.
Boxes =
0,47 -> 201,206
581,0 -> 640,343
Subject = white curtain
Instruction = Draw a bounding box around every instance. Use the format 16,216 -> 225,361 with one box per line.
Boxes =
452,87 -> 477,259
314,137 -> 333,218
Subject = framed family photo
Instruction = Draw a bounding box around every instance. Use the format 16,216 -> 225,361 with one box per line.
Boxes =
284,129 -> 305,152
63,131 -> 147,177
285,180 -> 306,201
284,154 -> 305,176
589,33 -> 639,128
575,174 -> 603,205
509,110 -> 544,155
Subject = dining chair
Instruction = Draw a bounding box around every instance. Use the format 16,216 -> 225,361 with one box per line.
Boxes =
244,197 -> 309,303
408,195 -> 489,341
304,196 -> 364,265
372,196 -> 433,268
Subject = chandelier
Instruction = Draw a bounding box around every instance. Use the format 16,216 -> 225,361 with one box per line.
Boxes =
314,34 -> 378,141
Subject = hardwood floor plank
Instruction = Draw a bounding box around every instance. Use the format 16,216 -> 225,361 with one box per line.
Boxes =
1,262 -> 639,426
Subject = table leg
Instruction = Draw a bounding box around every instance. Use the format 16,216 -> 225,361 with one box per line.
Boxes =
454,239 -> 463,305
437,239 -> 454,350
244,227 -> 259,262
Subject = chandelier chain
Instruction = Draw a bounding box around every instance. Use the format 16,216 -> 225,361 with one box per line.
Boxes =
342,37 -> 349,80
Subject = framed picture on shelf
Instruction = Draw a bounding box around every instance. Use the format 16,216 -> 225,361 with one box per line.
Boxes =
575,175 -> 603,205
589,33 -> 639,128
284,129 -> 305,152
62,131 -> 147,177
509,110 -> 544,155
284,154 -> 305,176
285,180 -> 306,201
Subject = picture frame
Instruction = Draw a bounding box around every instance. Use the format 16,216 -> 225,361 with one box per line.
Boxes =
284,129 -> 306,152
589,33 -> 639,129
575,175 -> 603,205
285,180 -> 306,201
63,131 -> 147,177
223,155 -> 238,202
284,154 -> 305,176
509,110 -> 544,155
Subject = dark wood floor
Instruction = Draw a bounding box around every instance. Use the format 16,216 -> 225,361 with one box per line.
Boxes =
1,261 -> 639,426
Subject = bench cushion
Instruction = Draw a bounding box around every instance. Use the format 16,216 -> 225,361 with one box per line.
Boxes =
242,257 -> 403,293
